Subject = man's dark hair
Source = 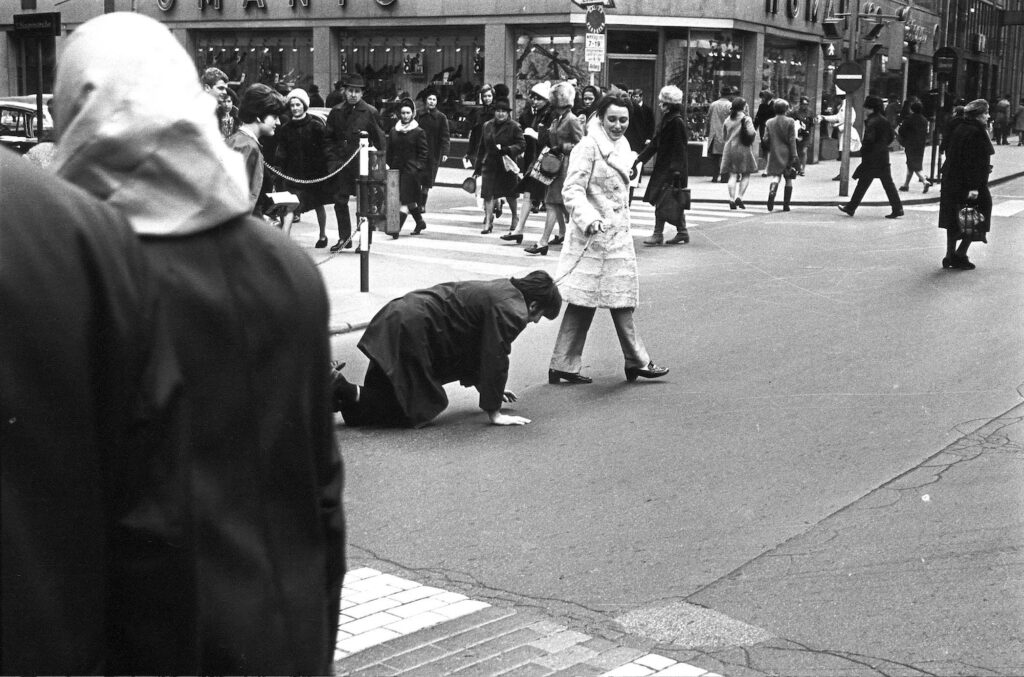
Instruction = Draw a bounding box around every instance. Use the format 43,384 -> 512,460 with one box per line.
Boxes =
910,101 -> 923,114
511,271 -> 561,320
200,67 -> 228,88
238,84 -> 286,123
721,85 -> 732,97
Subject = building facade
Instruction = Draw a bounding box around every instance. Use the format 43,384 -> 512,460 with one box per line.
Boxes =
9,0 -> 1017,154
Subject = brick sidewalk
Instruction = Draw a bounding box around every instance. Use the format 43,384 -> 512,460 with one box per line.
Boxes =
334,569 -> 722,677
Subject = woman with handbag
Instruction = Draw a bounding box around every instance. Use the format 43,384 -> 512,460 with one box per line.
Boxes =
547,92 -> 669,385
720,97 -> 759,210
634,85 -> 690,246
519,81 -> 584,255
763,99 -> 799,212
897,100 -> 932,193
386,98 -> 430,238
938,99 -> 994,270
474,97 -> 525,235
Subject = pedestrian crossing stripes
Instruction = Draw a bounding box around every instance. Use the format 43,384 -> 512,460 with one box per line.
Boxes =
335,567 -> 723,677
347,203 -> 753,278
905,199 -> 1024,217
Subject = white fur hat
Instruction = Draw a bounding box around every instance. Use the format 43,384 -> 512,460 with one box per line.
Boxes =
287,88 -> 310,110
530,81 -> 551,101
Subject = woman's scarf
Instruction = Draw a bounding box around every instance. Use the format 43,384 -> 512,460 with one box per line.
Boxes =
588,119 -> 637,183
393,118 -> 420,134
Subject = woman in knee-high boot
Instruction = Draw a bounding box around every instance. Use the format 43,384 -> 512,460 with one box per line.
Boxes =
764,99 -> 799,212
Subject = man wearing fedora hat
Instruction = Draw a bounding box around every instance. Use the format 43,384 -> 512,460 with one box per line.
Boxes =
838,95 -> 904,219
324,73 -> 386,251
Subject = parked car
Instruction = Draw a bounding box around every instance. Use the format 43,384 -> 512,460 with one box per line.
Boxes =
0,97 -> 54,154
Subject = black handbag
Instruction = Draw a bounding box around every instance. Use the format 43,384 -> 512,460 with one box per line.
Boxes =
654,174 -> 690,227
739,117 -> 756,146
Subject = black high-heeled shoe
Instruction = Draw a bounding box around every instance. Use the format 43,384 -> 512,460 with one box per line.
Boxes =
481,225 -> 493,234
525,244 -> 548,256
735,198 -> 746,210
548,369 -> 593,384
625,362 -> 669,382
500,233 -> 523,244
549,235 -> 564,246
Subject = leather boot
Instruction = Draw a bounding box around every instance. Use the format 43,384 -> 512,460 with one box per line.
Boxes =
767,183 -> 778,212
412,211 -> 427,235
643,222 -> 665,246
782,186 -> 793,212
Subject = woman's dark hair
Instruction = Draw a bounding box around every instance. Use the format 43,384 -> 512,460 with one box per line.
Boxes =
594,92 -> 632,120
511,271 -> 562,320
729,97 -> 747,119
582,85 -> 601,99
238,83 -> 286,123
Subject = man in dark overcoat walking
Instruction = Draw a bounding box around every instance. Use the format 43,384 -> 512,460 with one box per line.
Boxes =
324,74 -> 386,251
838,95 -> 904,219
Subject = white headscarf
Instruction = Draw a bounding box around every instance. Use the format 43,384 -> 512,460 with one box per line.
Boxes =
52,12 -> 250,236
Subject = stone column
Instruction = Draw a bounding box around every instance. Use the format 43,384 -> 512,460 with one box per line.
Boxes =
313,25 -> 332,100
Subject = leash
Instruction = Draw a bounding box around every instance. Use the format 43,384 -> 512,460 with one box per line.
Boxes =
552,232 -> 595,286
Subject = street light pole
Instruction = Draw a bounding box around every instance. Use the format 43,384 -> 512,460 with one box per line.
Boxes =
839,5 -> 859,197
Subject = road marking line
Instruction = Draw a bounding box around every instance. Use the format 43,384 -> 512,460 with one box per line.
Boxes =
992,199 -> 1024,217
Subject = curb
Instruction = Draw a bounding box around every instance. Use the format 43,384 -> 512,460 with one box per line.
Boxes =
330,320 -> 370,337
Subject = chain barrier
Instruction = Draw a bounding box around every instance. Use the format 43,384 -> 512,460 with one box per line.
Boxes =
261,147 -> 360,185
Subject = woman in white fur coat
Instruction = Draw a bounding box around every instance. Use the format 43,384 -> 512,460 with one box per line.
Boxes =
546,93 -> 670,385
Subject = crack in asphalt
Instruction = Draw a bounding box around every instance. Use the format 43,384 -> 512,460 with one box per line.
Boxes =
346,543 -> 634,642
345,394 -> 1024,673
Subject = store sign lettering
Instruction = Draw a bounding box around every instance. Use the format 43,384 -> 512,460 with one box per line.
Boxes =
154,0 -> 384,10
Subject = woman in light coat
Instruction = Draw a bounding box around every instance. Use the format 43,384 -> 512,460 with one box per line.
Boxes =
547,93 -> 669,385
764,98 -> 799,212
517,81 -> 584,254
719,97 -> 758,209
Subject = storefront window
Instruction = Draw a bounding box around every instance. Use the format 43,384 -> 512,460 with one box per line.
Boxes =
761,41 -> 810,105
665,30 -> 744,140
337,29 -> 483,136
514,31 -> 588,116
194,31 -> 314,94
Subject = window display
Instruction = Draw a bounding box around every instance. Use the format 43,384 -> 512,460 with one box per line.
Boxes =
336,31 -> 483,136
665,31 -> 743,140
194,31 -> 314,94
514,32 -> 588,116
762,42 -> 809,105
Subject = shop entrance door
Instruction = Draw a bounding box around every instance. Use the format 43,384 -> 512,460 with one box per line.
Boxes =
608,56 -> 655,99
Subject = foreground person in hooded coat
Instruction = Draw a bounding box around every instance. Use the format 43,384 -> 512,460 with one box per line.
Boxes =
332,272 -> 561,427
50,13 -> 344,675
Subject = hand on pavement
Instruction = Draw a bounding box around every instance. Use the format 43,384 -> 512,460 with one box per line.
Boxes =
490,412 -> 531,426
502,390 -> 518,403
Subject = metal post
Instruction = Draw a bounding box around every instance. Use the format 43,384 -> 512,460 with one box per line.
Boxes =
36,40 -> 44,143
929,79 -> 947,182
358,132 -> 370,293
839,8 -> 859,197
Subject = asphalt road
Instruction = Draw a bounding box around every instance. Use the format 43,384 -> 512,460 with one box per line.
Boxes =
329,182 -> 1024,676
